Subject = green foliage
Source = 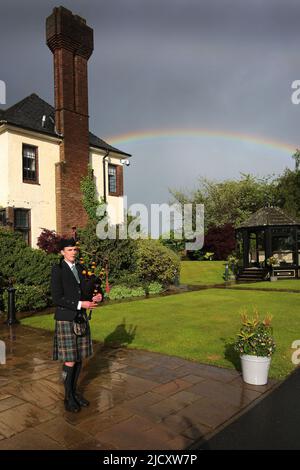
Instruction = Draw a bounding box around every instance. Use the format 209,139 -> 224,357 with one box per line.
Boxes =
117,271 -> 144,288
108,285 -> 145,300
108,281 -> 164,300
234,310 -> 276,357
159,229 -> 186,256
78,221 -> 180,287
276,168 -> 300,219
77,220 -> 138,285
0,229 -> 58,296
80,165 -> 105,221
203,251 -> 214,260
148,281 -> 164,294
292,149 -> 300,172
169,173 -> 278,231
3,284 -> 48,312
266,256 -> 278,267
135,239 -> 180,286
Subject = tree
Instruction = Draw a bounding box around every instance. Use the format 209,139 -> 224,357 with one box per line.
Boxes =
292,149 -> 300,172
276,168 -> 300,219
201,224 -> 236,260
169,173 -> 278,232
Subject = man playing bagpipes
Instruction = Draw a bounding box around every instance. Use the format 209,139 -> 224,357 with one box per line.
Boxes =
51,238 -> 102,413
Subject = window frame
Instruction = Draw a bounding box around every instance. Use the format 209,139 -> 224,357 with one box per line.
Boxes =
108,164 -> 117,195
108,163 -> 123,197
13,208 -> 31,245
22,143 -> 39,184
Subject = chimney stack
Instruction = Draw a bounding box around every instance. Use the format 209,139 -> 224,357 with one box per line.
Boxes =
46,6 -> 94,235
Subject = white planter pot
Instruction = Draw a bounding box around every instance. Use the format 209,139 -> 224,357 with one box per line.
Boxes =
240,354 -> 271,385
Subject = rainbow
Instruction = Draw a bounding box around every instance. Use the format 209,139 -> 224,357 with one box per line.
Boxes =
105,128 -> 297,154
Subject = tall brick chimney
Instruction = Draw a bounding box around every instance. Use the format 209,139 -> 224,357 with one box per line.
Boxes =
46,6 -> 94,235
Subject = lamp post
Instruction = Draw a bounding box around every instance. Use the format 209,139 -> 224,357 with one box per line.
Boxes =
6,285 -> 19,325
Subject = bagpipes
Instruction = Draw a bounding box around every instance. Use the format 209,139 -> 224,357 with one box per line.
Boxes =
76,241 -> 105,320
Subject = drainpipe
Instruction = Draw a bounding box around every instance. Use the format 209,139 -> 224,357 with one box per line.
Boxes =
102,150 -> 110,203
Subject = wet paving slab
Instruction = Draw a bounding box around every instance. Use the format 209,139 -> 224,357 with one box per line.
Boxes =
0,322 -> 278,450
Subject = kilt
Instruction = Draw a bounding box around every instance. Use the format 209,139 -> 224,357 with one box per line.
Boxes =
53,317 -> 93,362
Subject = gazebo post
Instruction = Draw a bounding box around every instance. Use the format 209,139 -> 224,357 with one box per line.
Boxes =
242,229 -> 249,268
265,227 -> 272,264
293,227 -> 298,267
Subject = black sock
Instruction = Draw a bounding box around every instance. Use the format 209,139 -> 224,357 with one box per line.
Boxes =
62,364 -> 76,401
72,361 -> 82,394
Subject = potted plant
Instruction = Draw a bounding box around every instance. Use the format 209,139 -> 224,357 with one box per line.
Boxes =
227,254 -> 239,281
234,310 -> 276,385
266,256 -> 278,282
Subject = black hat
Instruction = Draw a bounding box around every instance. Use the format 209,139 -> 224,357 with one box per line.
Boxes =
59,238 -> 77,251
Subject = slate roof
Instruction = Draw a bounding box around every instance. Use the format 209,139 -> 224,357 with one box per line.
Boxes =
237,206 -> 300,228
0,93 -> 131,157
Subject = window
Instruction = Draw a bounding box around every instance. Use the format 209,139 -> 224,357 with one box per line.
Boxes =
23,144 -> 38,183
14,209 -> 30,245
272,234 -> 295,252
272,234 -> 295,266
108,164 -> 123,196
108,164 -> 117,193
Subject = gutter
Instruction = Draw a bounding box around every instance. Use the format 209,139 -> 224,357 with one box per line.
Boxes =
102,150 -> 110,203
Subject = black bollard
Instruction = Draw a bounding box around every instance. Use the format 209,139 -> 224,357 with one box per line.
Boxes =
6,286 -> 19,325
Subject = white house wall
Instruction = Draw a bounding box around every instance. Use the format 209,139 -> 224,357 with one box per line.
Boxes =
90,149 -> 125,226
0,130 -> 9,207
7,129 -> 60,247
0,129 -> 126,248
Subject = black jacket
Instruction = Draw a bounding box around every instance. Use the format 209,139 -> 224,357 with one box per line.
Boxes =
51,259 -> 95,321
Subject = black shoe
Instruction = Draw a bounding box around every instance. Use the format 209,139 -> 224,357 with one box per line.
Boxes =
64,397 -> 81,413
74,393 -> 90,407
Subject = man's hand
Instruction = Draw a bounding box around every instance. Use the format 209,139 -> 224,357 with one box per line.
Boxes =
92,293 -> 102,303
81,301 -> 98,309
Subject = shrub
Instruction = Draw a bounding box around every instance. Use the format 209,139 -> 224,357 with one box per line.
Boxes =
0,228 -> 58,299
117,271 -> 144,288
234,310 -> 276,357
148,281 -> 164,294
197,224 -> 236,260
135,239 -> 180,286
3,284 -> 48,312
108,285 -> 145,300
77,221 -> 138,285
37,228 -> 63,254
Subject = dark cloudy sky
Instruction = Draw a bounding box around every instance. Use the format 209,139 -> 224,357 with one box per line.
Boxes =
1,0 -> 300,209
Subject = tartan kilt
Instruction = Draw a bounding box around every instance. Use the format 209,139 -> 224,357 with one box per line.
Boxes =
53,316 -> 93,362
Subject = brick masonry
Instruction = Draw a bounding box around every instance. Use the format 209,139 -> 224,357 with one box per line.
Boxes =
46,6 -> 94,235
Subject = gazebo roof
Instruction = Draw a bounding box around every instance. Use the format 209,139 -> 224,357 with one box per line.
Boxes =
237,206 -> 300,229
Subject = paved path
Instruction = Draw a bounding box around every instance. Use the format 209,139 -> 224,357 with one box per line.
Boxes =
0,323 -> 277,450
198,365 -> 300,450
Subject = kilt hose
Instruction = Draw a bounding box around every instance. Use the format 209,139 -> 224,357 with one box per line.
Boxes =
53,318 -> 93,362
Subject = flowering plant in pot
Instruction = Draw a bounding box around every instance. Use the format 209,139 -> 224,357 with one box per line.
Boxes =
266,256 -> 278,281
234,310 -> 276,385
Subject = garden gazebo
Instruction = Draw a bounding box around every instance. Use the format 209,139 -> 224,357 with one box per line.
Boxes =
236,206 -> 300,279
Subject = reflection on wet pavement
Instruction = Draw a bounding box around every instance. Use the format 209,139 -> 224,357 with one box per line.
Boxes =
0,323 -> 277,450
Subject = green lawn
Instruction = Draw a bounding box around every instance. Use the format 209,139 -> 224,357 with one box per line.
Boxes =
22,288 -> 300,380
232,280 -> 300,291
180,261 -> 225,285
